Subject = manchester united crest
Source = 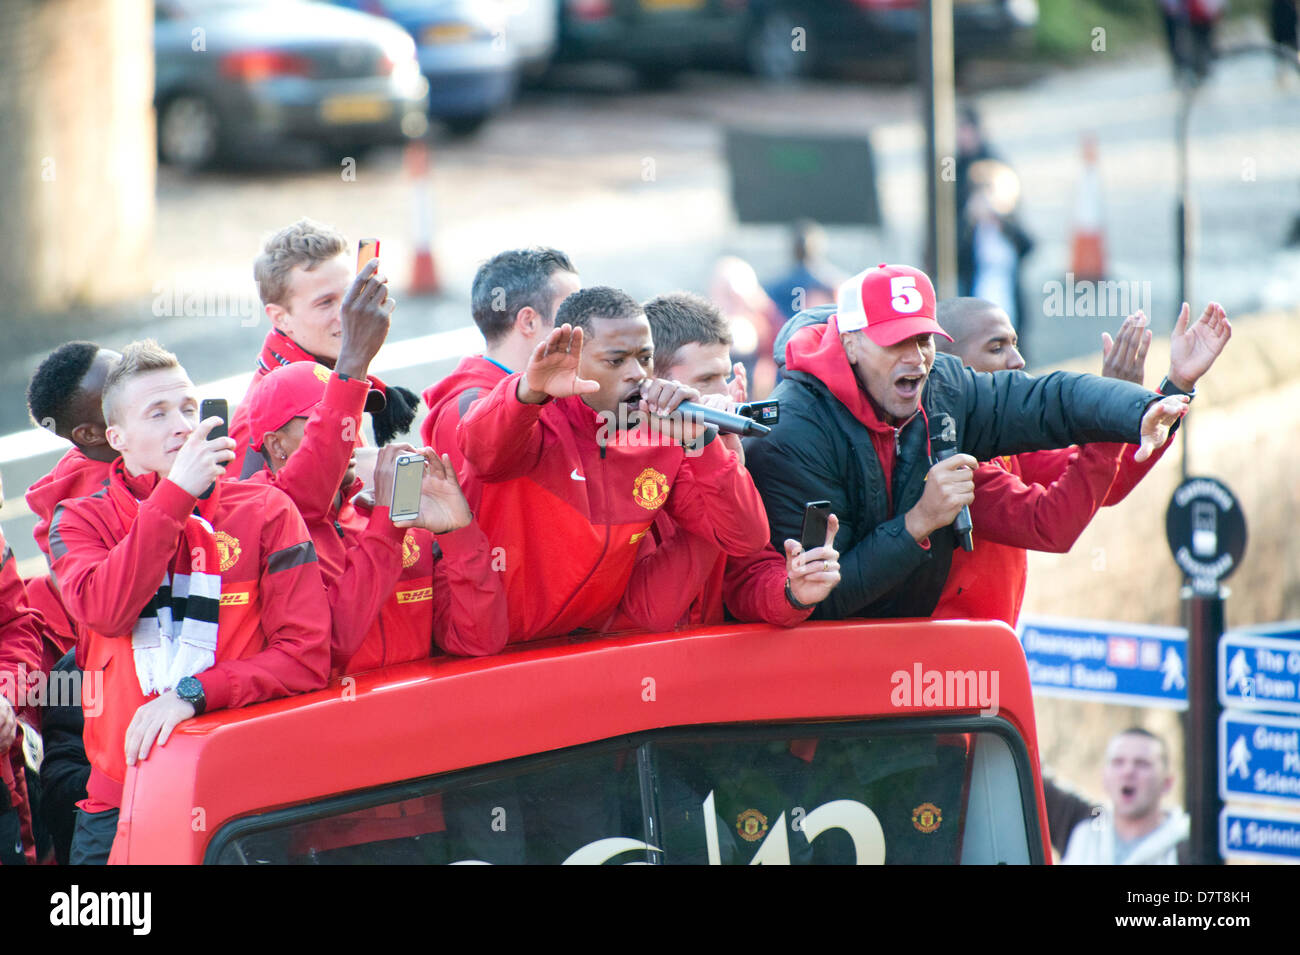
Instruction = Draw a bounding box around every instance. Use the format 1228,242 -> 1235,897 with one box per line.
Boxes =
401,532 -> 420,569
736,808 -> 768,843
311,363 -> 331,384
214,531 -> 241,573
632,467 -> 669,511
911,802 -> 942,834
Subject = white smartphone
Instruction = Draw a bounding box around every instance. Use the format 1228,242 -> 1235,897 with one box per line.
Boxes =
390,453 -> 424,522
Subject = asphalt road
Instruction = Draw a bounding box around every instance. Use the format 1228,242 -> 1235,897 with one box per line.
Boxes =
4,42 -> 1298,569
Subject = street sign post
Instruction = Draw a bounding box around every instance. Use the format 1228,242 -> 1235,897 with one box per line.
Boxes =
1017,616 -> 1188,709
1220,805 -> 1300,864
1219,629 -> 1300,715
1219,710 -> 1300,806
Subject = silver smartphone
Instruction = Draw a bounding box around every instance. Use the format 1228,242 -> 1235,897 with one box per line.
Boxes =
390,453 -> 424,522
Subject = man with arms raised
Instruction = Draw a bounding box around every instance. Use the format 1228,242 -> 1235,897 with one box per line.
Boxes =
931,298 -> 1230,625
422,247 -> 579,469
744,263 -> 1190,620
458,286 -> 770,642
50,341 -> 331,863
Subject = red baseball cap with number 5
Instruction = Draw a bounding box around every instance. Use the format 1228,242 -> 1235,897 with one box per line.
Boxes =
836,263 -> 952,347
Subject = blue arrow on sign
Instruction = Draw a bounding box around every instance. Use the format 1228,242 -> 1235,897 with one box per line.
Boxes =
1219,710 -> 1300,805
1220,806 -> 1300,863
1017,616 -> 1188,710
1219,630 -> 1300,715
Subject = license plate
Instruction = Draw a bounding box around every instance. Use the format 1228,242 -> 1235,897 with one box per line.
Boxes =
422,22 -> 474,45
640,0 -> 705,10
320,95 -> 393,125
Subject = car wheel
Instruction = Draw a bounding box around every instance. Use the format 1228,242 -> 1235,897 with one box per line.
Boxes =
443,114 -> 490,136
747,8 -> 809,82
157,95 -> 223,168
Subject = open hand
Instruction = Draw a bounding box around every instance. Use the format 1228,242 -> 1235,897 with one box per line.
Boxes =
518,324 -> 600,404
1168,301 -> 1231,392
1136,395 -> 1190,462
1101,311 -> 1151,385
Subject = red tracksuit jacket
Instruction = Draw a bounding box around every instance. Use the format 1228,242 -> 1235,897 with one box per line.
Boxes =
24,448 -> 113,658
608,514 -> 812,631
248,372 -> 505,672
49,471 -> 331,808
458,372 -> 771,642
1,529 -> 45,727
421,355 -> 509,472
934,432 -> 1174,626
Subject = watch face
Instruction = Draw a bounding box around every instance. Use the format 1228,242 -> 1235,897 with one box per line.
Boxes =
178,677 -> 200,700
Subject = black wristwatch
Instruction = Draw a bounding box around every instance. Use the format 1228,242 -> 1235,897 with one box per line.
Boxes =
1158,375 -> 1196,400
176,676 -> 206,716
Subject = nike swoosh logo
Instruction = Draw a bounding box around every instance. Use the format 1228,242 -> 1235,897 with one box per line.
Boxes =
571,469 -> 586,481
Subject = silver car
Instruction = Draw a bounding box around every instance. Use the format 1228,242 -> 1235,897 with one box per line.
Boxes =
155,0 -> 430,167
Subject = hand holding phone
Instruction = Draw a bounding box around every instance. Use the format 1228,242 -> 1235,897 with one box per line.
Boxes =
357,238 -> 380,273
800,500 -> 832,553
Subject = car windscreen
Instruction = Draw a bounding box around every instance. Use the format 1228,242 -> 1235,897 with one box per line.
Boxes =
207,717 -> 1039,864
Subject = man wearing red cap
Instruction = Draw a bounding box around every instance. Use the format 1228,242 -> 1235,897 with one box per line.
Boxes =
743,264 -> 1191,620
246,361 -> 506,671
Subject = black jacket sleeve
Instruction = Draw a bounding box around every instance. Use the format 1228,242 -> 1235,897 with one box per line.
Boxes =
954,361 -> 1160,462
743,401 -> 932,621
38,650 -> 89,866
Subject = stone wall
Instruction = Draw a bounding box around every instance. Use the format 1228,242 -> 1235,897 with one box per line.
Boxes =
0,0 -> 154,313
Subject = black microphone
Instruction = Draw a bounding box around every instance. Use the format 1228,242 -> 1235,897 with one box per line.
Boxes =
936,448 -> 974,552
674,401 -> 772,436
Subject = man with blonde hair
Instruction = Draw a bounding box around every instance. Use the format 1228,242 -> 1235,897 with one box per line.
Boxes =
228,218 -> 418,475
50,340 -> 331,864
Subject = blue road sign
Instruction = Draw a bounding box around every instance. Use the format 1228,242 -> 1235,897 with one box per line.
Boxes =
1219,710 -> 1300,805
1230,620 -> 1300,642
1219,630 -> 1300,715
1017,616 -> 1188,710
1221,806 -> 1300,864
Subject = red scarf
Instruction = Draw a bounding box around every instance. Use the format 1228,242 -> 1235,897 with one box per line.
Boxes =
257,330 -> 390,401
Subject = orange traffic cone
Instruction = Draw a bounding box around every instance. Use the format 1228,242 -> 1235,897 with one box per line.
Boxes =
405,140 -> 441,297
1069,135 -> 1107,283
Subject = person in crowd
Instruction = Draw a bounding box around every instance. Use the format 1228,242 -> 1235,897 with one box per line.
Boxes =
1,481 -> 48,864
24,342 -> 122,667
228,218 -> 419,476
49,341 -> 331,863
931,297 -> 1231,626
1061,727 -> 1190,864
421,247 -> 580,470
608,291 -> 841,631
709,257 -> 784,398
457,286 -> 770,643
38,649 -> 90,866
743,263 -> 1191,621
246,362 -> 506,672
764,220 -> 842,322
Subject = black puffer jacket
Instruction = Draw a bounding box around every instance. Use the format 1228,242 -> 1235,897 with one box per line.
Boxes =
743,305 -> 1161,619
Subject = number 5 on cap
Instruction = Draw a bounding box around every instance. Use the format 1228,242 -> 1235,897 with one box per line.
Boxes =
891,276 -> 923,314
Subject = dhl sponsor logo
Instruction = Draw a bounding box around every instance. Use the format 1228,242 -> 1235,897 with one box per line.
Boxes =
396,587 -> 433,604
219,592 -> 251,606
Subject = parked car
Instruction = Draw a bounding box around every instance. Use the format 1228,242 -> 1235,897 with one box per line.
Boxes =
154,0 -> 430,168
109,619 -> 1050,864
330,0 -> 529,133
555,0 -> 1038,83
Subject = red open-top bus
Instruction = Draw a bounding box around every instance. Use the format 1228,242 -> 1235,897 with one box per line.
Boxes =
110,618 -> 1051,864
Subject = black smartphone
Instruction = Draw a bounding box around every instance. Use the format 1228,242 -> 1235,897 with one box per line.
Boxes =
801,500 -> 832,552
199,398 -> 228,441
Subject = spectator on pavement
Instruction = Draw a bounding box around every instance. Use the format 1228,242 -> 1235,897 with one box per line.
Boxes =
764,220 -> 842,322
1061,727 -> 1190,864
